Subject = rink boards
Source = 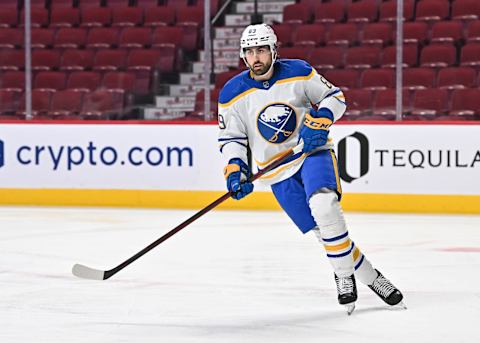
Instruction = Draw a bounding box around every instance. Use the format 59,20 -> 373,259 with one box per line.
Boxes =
0,121 -> 479,214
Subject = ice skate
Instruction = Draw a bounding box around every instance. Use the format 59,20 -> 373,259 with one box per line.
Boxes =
335,273 -> 357,315
368,269 -> 406,309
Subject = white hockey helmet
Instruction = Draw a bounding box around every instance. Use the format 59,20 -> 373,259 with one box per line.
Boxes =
239,23 -> 278,60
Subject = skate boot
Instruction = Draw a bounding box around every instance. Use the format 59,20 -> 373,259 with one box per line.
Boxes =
335,273 -> 357,315
368,269 -> 406,308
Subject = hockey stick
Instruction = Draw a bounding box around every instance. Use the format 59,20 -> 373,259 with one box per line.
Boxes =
72,142 -> 304,281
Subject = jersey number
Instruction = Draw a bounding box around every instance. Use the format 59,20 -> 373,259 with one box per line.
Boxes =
218,114 -> 226,129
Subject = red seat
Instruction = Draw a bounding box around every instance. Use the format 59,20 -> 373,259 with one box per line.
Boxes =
345,46 -> 382,69
294,24 -> 326,47
20,8 -> 48,28
119,27 -> 152,48
452,0 -> 480,20
32,50 -> 61,71
382,45 -> 419,68
324,69 -> 360,90
215,70 -> 241,89
0,7 -> 17,28
192,88 -> 221,117
94,49 -> 128,71
403,68 -> 437,90
30,0 -> 47,8
416,0 -> 450,22
411,89 -> 449,116
0,28 -> 23,49
379,0 -> 415,22
50,8 -> 80,28
361,23 -> 393,46
437,67 -> 477,89
102,72 -> 137,93
34,72 -> 67,92
361,69 -> 395,90
86,27 -> 120,49
112,7 -> 143,27
315,2 -> 346,24
50,0 -> 75,7
347,0 -> 378,23
403,22 -> 429,45
343,89 -> 373,117
144,6 -> 175,27
460,43 -> 480,67
31,28 -> 55,48
327,23 -> 359,46
279,47 -> 310,60
450,89 -> 480,116
466,21 -> 480,43
67,71 -> 101,92
431,21 -> 464,44
17,90 -> 52,117
0,90 -> 18,114
0,71 -> 25,92
152,26 -> 183,48
81,7 -> 112,28
54,28 -> 87,49
177,5 -> 204,26
128,48 -> 174,74
271,24 -> 293,47
282,3 -> 311,25
49,90 -> 84,117
0,50 -> 25,71
77,0 -> 102,8
137,0 -> 162,8
373,89 -> 411,116
60,49 -> 95,71
0,0 -> 18,9
81,90 -> 122,118
310,47 -> 345,70
420,44 -> 457,68
105,0 -> 130,6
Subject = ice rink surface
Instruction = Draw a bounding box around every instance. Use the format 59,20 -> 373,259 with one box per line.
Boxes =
1,206 -> 479,343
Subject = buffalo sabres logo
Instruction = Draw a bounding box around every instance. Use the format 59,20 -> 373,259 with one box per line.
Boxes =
257,103 -> 297,144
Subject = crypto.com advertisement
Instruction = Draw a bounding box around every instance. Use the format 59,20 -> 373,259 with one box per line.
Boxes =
0,123 -> 478,195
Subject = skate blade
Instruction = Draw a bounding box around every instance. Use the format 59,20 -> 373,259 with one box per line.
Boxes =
345,303 -> 356,315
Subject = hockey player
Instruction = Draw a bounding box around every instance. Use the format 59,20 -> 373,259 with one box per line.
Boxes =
218,24 -> 405,314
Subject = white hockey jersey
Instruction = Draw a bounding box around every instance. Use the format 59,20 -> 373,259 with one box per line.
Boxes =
218,59 -> 346,186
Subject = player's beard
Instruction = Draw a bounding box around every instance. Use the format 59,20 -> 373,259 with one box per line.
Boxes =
251,60 -> 272,76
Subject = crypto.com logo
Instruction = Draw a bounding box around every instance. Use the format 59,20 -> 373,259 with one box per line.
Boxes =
337,132 -> 369,183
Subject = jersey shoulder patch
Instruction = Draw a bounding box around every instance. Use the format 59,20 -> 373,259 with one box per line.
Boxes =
219,70 -> 255,106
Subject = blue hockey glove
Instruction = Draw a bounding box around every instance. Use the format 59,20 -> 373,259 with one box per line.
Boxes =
300,107 -> 334,153
224,158 -> 254,200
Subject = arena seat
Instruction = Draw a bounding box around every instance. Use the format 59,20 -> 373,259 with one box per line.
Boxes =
460,43 -> 480,67
403,67 -> 437,90
93,49 -> 128,71
324,69 -> 360,90
271,24 -> 293,47
60,49 -> 95,71
452,0 -> 480,20
466,21 -> 480,43
343,89 -> 373,117
314,2 -> 346,24
379,0 -> 415,22
50,0 -> 75,7
411,88 -> 450,116
0,71 -> 25,92
152,26 -> 183,48
327,23 -> 359,46
49,90 -> 84,117
0,50 -> 25,71
67,71 -> 101,92
373,89 -> 411,116
77,0 -> 103,9
112,7 -> 143,27
102,71 -> 137,93
403,22 -> 429,45
382,45 -> 419,68
420,44 -> 457,68
20,8 -> 49,28
50,7 -> 80,28
361,69 -> 396,90
144,6 -> 175,27
54,28 -> 88,49
347,0 -> 378,23
32,49 -> 61,71
119,27 -> 152,48
416,0 -> 450,23
294,24 -> 326,47
0,89 -> 18,114
34,71 -> 67,92
81,90 -> 123,118
282,3 -> 311,25
361,23 -> 394,46
345,46 -> 382,69
0,7 -> 18,28
450,89 -> 480,116
105,0 -> 131,7
437,67 -> 477,89
80,7 -> 112,28
86,27 -> 120,49
430,21 -> 464,44
31,28 -> 55,48
0,29 -> 23,49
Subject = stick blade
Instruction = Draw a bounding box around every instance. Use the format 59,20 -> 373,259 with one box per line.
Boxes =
72,263 -> 106,280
